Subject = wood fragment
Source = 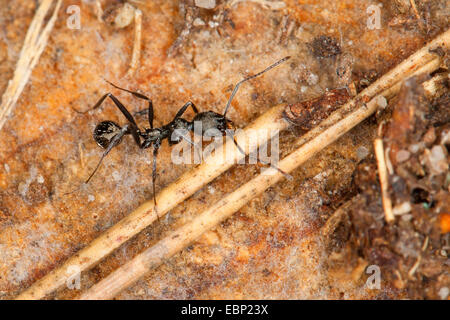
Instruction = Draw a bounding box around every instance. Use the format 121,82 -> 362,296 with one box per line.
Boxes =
0,0 -> 62,132
374,138 -> 395,223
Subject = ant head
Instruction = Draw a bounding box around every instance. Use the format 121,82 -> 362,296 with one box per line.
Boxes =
93,121 -> 123,148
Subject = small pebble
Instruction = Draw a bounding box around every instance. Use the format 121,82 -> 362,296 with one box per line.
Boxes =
393,202 -> 411,216
195,0 -> 216,9
438,287 -> 449,300
356,146 -> 369,161
426,145 -> 448,175
88,195 -> 95,202
376,96 -> 387,109
396,149 -> 410,163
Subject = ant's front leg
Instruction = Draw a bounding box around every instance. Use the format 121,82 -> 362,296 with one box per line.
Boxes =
150,142 -> 161,220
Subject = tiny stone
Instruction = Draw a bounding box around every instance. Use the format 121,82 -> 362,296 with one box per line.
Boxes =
88,195 -> 95,202
300,86 -> 308,93
396,149 -> 410,163
427,145 -> 448,175
409,143 -> 421,154
356,146 -> 369,161
438,287 -> 449,300
195,0 -> 216,9
393,202 -> 411,216
376,96 -> 387,109
4,163 -> 10,173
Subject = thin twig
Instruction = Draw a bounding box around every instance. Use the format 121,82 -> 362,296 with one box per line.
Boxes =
0,0 -> 62,132
124,8 -> 142,78
16,28 -> 450,300
374,138 -> 395,223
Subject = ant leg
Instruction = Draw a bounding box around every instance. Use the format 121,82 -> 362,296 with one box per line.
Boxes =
227,131 -> 293,181
103,79 -> 155,129
86,125 -> 131,183
151,144 -> 160,220
222,56 -> 291,117
174,101 -> 199,119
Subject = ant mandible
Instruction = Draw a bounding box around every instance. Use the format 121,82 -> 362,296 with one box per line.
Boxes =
80,56 -> 291,212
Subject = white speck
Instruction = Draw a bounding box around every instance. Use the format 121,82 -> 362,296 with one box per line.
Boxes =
112,171 -> 121,182
4,163 -> 10,173
208,21 -> 219,28
438,287 -> 449,300
37,175 -> 44,184
193,18 -> 206,26
207,185 -> 215,194
88,194 -> 95,202
307,73 -> 319,85
348,40 -> 353,45
300,86 -> 308,93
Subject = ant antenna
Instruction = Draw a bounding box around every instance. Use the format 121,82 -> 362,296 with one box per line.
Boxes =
222,56 -> 291,117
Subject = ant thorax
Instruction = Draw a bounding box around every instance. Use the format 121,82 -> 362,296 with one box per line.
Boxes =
193,111 -> 234,136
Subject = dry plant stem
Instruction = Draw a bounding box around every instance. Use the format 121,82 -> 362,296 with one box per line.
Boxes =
124,8 -> 142,78
16,104 -> 289,300
17,29 -> 450,300
79,90 -> 393,299
374,138 -> 395,223
0,0 -> 62,131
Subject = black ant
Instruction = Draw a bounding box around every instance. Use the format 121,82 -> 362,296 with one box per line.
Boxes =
78,56 -> 291,214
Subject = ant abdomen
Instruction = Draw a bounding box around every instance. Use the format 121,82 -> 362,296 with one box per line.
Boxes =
93,120 -> 123,148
